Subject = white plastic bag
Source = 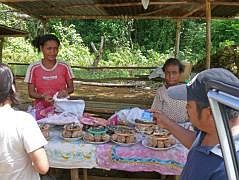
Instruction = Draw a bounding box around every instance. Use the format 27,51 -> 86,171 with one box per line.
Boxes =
54,99 -> 85,118
113,107 -> 145,124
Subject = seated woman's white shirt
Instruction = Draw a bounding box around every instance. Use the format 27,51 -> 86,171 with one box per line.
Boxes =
151,85 -> 188,123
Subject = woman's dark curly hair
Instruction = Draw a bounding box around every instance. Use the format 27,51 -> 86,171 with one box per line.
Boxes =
32,34 -> 60,52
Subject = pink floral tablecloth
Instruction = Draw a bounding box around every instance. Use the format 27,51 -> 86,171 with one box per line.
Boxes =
96,143 -> 188,175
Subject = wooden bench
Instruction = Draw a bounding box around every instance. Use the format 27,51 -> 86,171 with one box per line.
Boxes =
84,100 -> 150,115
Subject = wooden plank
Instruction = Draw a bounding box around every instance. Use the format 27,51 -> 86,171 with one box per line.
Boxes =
173,175 -> 180,180
7,63 -> 157,70
74,81 -> 136,87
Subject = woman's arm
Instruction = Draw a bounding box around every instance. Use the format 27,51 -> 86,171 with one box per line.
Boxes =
28,84 -> 53,102
29,147 -> 49,174
66,78 -> 74,94
28,84 -> 43,99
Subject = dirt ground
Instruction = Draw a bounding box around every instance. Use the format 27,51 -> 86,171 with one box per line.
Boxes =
15,78 -> 156,111
47,168 -> 177,180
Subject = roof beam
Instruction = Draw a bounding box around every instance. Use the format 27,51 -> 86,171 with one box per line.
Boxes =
24,1 -> 201,13
212,1 -> 239,6
1,1 -> 238,6
67,1 -> 197,8
42,15 -> 239,20
182,5 -> 205,18
0,0 -> 39,2
0,1 -> 198,6
138,5 -> 170,16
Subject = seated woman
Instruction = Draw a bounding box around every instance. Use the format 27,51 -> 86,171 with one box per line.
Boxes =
24,34 -> 74,120
151,58 -> 188,123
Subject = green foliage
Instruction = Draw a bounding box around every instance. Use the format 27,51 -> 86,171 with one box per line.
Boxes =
132,20 -> 176,53
179,20 -> 206,63
3,37 -> 39,64
72,68 -> 131,80
212,20 -> 239,49
1,4 -> 239,78
193,45 -> 239,77
50,22 -> 94,66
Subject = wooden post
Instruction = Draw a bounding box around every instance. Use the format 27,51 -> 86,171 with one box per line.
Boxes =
70,169 -> 80,180
83,168 -> 88,180
175,20 -> 181,59
205,0 -> 211,69
0,37 -> 4,63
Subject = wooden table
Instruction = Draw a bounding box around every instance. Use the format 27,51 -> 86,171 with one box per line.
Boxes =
45,127 -> 188,180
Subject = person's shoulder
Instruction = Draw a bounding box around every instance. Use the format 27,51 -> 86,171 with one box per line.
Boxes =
155,85 -> 167,94
14,110 -> 36,123
57,61 -> 72,71
57,60 -> 70,69
27,61 -> 41,70
57,60 -> 70,66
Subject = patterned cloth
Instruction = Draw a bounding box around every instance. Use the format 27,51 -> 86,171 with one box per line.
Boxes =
45,126 -> 96,169
151,85 -> 188,123
96,143 -> 188,175
45,126 -> 188,175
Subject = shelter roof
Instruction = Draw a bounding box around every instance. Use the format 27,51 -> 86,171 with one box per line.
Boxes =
1,0 -> 239,20
0,24 -> 28,38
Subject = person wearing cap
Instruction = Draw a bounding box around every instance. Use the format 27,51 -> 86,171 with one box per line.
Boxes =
0,64 -> 49,179
151,58 -> 188,123
24,34 -> 74,120
153,68 -> 239,179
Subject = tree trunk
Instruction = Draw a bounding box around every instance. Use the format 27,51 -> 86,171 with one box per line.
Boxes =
91,36 -> 104,67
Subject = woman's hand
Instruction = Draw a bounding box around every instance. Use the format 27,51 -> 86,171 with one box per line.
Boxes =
57,89 -> 68,98
42,94 -> 53,103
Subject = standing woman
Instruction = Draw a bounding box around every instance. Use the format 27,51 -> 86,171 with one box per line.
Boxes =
24,34 -> 74,119
0,64 -> 49,179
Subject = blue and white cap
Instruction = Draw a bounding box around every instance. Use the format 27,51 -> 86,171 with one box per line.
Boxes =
167,68 -> 239,106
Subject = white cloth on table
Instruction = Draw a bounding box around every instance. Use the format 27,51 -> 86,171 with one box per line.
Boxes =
53,94 -> 85,118
37,112 -> 79,125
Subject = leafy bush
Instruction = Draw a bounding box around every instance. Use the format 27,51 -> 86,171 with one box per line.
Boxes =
3,37 -> 39,64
